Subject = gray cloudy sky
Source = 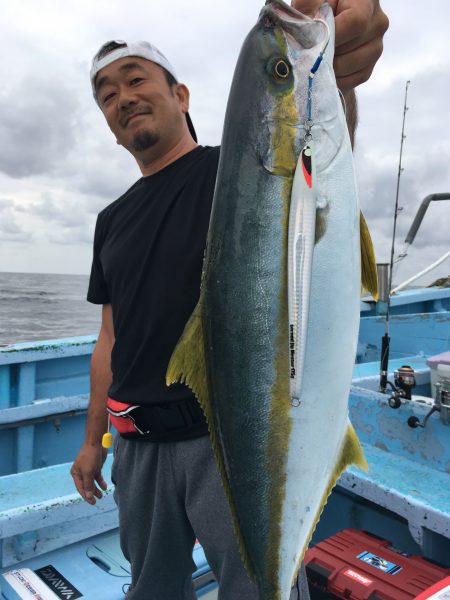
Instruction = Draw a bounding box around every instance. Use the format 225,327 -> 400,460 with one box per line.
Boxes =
1,0 -> 449,287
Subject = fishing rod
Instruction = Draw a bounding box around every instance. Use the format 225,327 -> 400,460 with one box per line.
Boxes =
379,80 -> 410,393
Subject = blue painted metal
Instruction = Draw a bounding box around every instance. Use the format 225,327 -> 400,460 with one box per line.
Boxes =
0,368 -> 10,410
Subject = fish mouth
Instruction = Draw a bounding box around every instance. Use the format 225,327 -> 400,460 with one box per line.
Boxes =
262,0 -> 313,27
261,0 -> 328,49
265,0 -> 314,21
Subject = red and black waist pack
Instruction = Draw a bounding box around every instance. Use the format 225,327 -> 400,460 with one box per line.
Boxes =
106,397 -> 208,442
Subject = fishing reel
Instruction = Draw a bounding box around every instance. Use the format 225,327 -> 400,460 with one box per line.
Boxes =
408,376 -> 450,429
387,365 -> 416,409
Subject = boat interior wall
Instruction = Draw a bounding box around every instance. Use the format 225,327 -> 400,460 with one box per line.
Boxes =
0,337 -> 96,477
348,387 -> 449,472
358,312 -> 450,364
333,387 -> 450,565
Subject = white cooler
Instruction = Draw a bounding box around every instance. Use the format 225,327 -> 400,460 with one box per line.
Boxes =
427,350 -> 450,399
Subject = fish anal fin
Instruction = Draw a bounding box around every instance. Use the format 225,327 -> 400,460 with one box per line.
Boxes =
165,303 -> 257,582
360,211 -> 379,300
340,421 -> 368,472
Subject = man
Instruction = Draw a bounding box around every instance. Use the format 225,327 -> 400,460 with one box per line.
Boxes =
71,2 -> 388,598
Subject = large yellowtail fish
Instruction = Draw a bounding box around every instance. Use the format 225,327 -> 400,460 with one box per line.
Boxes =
167,1 -> 377,598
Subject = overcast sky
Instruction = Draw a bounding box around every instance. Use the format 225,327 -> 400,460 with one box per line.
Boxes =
1,0 -> 449,287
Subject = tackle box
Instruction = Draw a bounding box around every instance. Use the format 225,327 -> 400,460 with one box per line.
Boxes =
304,529 -> 450,600
413,576 -> 450,599
0,530 -> 217,599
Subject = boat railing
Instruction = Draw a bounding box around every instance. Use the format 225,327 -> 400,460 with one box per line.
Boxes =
393,192 -> 450,293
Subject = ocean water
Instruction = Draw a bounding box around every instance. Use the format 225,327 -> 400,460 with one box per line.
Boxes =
0,272 -> 101,346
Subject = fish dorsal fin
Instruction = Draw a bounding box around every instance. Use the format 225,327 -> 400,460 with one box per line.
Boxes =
360,211 -> 379,300
166,301 -> 257,581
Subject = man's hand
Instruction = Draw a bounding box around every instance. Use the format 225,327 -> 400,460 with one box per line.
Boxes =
291,0 -> 389,91
71,444 -> 108,505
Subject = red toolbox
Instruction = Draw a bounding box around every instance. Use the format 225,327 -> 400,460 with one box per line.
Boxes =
304,529 -> 450,599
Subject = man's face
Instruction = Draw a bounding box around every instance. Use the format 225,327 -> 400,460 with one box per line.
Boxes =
95,56 -> 187,156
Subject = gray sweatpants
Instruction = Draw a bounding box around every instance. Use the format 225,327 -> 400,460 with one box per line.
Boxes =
112,434 -> 310,600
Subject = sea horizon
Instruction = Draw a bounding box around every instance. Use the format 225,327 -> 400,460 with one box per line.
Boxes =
0,271 -> 101,346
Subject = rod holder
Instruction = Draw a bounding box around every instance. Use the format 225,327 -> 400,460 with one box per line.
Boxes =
376,263 -> 390,316
377,263 -> 390,303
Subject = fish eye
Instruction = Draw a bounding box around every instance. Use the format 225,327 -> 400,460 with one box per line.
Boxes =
273,59 -> 290,80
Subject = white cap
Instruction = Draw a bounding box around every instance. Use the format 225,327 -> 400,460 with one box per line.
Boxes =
90,40 -> 197,141
90,40 -> 178,100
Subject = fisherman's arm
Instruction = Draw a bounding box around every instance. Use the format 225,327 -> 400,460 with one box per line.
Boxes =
70,304 -> 114,505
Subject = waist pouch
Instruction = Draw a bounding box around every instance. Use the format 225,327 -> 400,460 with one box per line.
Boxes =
106,396 -> 209,442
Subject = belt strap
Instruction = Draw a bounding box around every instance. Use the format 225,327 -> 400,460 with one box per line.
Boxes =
107,396 -> 208,442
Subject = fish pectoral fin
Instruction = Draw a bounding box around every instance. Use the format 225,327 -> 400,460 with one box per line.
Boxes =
166,301 -> 209,409
315,206 -> 329,243
360,211 -> 379,301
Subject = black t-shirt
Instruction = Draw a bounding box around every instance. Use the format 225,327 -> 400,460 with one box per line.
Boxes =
87,145 -> 220,406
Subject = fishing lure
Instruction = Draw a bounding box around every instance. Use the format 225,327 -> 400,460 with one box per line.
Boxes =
288,17 -> 330,405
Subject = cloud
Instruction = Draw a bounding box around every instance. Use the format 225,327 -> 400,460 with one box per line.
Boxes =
355,59 -> 450,281
26,194 -> 96,245
0,74 -> 82,179
60,135 -> 139,205
47,226 -> 94,245
0,199 -> 34,243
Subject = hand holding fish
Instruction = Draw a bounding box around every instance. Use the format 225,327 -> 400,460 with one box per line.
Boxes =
329,0 -> 389,90
292,0 -> 389,90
